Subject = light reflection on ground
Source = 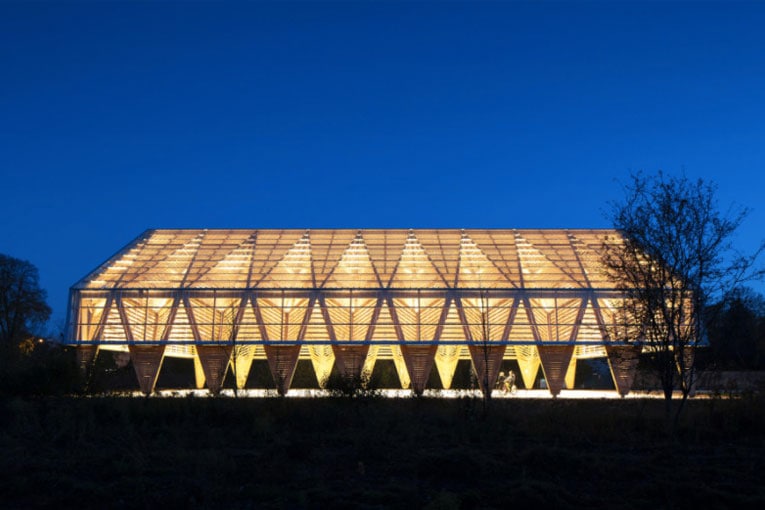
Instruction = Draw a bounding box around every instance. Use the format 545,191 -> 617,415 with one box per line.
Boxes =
145,389 -> 696,399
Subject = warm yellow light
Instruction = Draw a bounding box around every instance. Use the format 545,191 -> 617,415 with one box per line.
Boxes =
71,229 -> 659,397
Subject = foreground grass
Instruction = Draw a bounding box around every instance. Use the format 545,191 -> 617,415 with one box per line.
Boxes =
1,395 -> 763,509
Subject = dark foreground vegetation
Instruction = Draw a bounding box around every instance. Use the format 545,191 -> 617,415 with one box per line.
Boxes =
1,396 -> 763,510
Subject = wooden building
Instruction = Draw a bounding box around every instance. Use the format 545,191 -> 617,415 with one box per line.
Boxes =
67,229 -> 643,396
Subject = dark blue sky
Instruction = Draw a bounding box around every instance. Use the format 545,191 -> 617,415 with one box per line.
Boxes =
1,1 -> 764,327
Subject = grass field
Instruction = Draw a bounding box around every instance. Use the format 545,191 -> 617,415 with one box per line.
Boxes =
1,395 -> 763,509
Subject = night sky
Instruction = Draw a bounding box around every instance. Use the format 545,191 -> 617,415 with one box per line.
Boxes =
1,1 -> 764,328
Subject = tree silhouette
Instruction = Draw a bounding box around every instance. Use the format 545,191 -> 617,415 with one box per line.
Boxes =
0,254 -> 51,357
603,171 -> 763,426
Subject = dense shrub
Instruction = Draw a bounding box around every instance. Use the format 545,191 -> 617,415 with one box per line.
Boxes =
0,342 -> 80,396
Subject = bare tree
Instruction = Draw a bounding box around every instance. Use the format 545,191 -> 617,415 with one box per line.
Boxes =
466,289 -> 501,414
477,290 -> 492,410
603,171 -> 763,425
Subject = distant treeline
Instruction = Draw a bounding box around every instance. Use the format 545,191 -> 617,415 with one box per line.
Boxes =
704,287 -> 765,370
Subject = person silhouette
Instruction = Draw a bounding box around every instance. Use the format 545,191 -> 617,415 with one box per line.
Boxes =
504,370 -> 517,394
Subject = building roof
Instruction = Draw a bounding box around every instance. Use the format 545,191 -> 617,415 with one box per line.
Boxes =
74,228 -> 623,290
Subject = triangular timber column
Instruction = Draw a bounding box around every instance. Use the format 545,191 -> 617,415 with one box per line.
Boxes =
332,345 -> 371,384
196,345 -> 233,395
264,345 -> 302,396
76,345 -> 98,376
390,346 -> 411,389
232,345 -> 255,390
193,351 -> 206,389
361,345 -> 379,383
515,345 -> 540,389
128,345 -> 166,396
435,345 -> 461,389
565,356 -> 577,390
605,344 -> 642,397
538,345 -> 575,397
400,345 -> 437,395
468,345 -> 506,395
308,345 -> 335,388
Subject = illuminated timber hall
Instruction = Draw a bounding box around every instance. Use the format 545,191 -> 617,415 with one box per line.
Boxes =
67,229 -> 645,397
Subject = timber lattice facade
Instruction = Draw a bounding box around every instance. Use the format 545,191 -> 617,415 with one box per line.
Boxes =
67,228 -> 644,396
